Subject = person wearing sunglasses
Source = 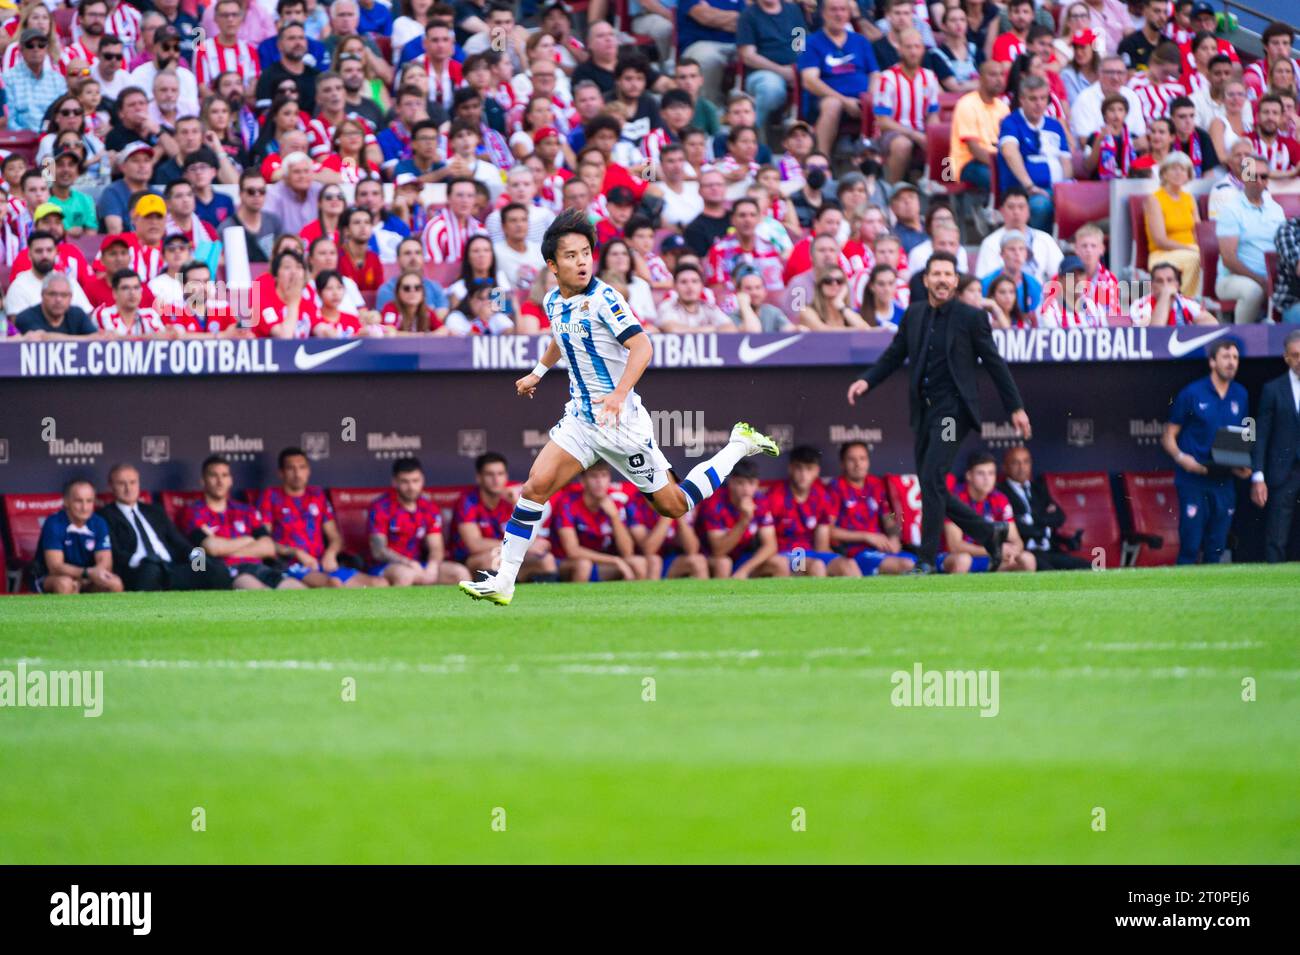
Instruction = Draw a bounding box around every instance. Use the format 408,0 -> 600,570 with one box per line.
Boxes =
1,27 -> 68,132
36,93 -> 107,178
220,170 -> 282,264
0,2 -> 62,74
89,36 -> 132,104
798,269 -> 869,331
1215,153 -> 1286,324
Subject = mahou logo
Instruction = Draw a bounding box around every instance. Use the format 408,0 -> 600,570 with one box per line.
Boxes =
48,437 -> 104,465
209,434 -> 264,461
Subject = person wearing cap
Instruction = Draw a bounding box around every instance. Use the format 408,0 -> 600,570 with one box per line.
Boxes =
7,200 -> 96,288
123,193 -> 169,281
148,232 -> 196,309
1038,254 -> 1106,327
4,230 -> 93,315
595,184 -> 638,246
1059,25 -> 1101,104
182,146 -> 235,229
128,23 -> 200,117
888,182 -> 927,253
1,26 -> 67,131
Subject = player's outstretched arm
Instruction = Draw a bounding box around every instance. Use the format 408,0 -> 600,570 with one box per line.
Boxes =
517,339 -> 563,398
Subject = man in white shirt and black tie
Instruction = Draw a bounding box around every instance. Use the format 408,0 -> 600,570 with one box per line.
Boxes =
997,446 -> 1090,570
1250,330 -> 1300,563
96,463 -> 233,591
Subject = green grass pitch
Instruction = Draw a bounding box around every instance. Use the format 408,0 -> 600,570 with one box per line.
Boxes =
1,565 -> 1296,864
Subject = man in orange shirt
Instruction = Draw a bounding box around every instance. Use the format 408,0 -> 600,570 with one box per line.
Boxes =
950,60 -> 1009,203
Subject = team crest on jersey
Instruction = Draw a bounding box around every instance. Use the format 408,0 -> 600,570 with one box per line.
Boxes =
308,503 -> 320,517
1231,401 -> 1239,415
234,520 -> 246,533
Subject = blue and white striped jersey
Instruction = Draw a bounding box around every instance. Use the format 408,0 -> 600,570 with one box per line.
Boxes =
543,277 -> 645,424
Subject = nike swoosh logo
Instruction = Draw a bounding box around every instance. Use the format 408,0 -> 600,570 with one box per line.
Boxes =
1166,327 -> 1229,358
294,340 -> 365,370
737,334 -> 805,365
825,55 -> 852,67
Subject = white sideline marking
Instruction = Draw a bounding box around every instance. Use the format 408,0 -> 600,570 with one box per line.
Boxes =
1081,640 -> 1266,652
3,656 -> 1296,680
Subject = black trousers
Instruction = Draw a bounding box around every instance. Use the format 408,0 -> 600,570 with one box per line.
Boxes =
123,557 -> 233,592
1032,549 -> 1092,571
1264,463 -> 1300,563
914,399 -> 994,563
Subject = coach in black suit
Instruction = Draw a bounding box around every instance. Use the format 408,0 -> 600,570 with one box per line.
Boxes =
997,446 -> 1090,571
847,251 -> 1032,573
96,463 -> 232,591
1250,331 -> 1300,563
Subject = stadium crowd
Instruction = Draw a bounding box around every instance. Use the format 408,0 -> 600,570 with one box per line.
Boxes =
0,0 -> 1296,340
33,439 -> 1096,594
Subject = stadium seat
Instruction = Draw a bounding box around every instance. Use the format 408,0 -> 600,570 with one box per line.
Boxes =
327,487 -> 389,558
0,526 -> 8,594
1265,251 -> 1279,322
1042,472 -> 1122,570
381,262 -> 401,285
859,91 -> 874,140
53,6 -> 75,40
73,234 -> 101,262
373,35 -> 392,62
1195,220 -> 1235,319
1053,181 -> 1109,242
1128,193 -> 1149,273
2,493 -> 64,593
1118,471 -> 1179,566
937,90 -> 962,123
360,290 -> 378,310
1277,194 -> 1300,220
161,490 -> 204,526
926,122 -> 967,196
0,131 -> 40,166
425,261 -> 460,286
425,485 -> 474,530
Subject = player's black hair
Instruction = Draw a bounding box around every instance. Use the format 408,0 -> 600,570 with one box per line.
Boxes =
790,445 -> 821,465
201,454 -> 231,474
26,230 -> 57,248
110,268 -> 141,289
966,451 -> 997,472
660,89 -> 693,111
839,441 -> 869,462
925,251 -> 959,274
1207,338 -> 1239,359
730,459 -> 760,481
392,456 -> 423,477
62,477 -> 93,497
475,451 -> 507,472
278,446 -> 308,469
541,208 -> 596,266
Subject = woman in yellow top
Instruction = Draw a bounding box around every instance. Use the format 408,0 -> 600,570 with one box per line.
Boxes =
1145,151 -> 1201,297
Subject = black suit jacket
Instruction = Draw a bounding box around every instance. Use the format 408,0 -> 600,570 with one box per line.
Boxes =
1251,373 -> 1300,488
96,501 -> 194,578
859,298 -> 1024,429
997,475 -> 1065,549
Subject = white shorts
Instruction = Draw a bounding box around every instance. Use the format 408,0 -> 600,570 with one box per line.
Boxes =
549,401 -> 673,493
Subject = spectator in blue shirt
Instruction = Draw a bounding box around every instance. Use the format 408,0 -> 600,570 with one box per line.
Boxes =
736,0 -> 806,136
257,0 -> 331,71
1161,339 -> 1252,564
34,480 -> 122,595
996,75 -> 1072,232
796,0 -> 879,155
34,480 -> 123,595
678,0 -> 743,104
2,28 -> 67,132
357,0 -> 394,36
1215,155 -> 1287,325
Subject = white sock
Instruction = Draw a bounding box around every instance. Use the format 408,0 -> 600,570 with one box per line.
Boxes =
495,498 -> 545,589
680,439 -> 749,509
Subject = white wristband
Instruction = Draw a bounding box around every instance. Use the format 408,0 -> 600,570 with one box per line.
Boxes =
531,362 -> 549,379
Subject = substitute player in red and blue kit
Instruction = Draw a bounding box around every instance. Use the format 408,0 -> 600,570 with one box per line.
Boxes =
549,462 -> 651,582
624,493 -> 709,579
258,447 -> 388,588
939,452 -> 1036,574
828,441 -> 916,576
181,454 -> 303,590
698,459 -> 785,579
452,452 -> 558,582
367,457 -> 470,587
764,445 -> 841,576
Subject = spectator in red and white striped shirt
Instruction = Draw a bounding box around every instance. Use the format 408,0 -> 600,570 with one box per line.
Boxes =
74,0 -> 141,59
194,0 -> 261,93
1244,22 -> 1300,101
423,177 -> 488,264
1130,42 -> 1185,126
306,72 -> 378,161
94,269 -> 167,336
873,28 -> 939,185
1250,95 -> 1300,180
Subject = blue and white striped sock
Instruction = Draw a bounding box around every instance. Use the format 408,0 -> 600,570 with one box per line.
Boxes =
680,439 -> 748,509
496,498 -> 545,588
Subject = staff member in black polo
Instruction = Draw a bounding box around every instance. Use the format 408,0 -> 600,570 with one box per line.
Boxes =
1250,329 -> 1300,563
846,251 -> 1032,574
